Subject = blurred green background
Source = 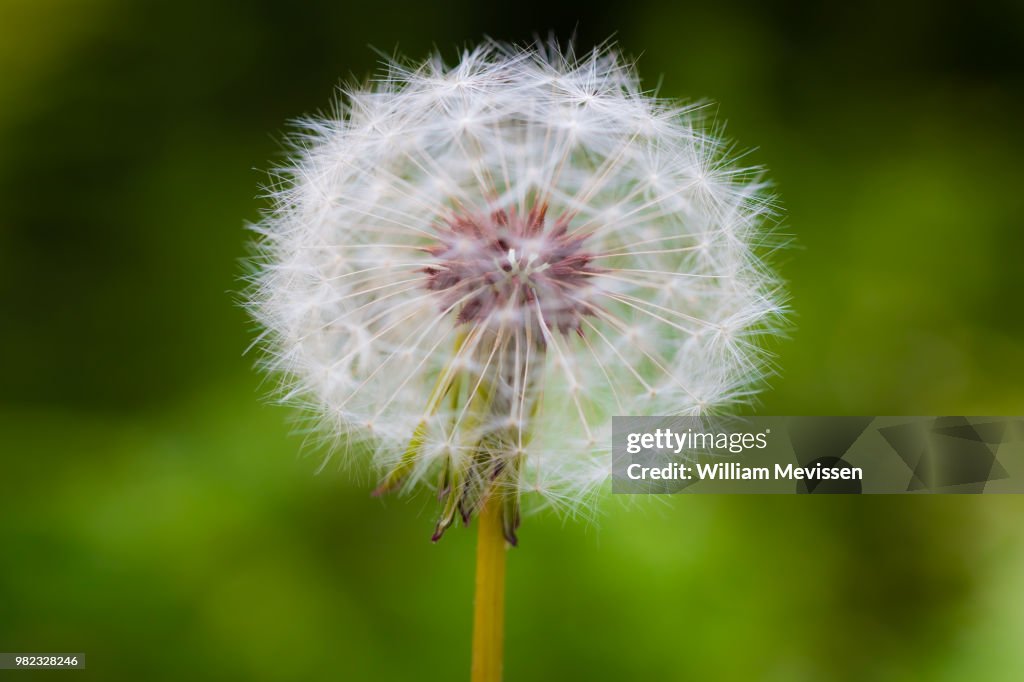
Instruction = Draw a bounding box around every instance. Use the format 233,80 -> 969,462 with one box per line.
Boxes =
2,0 -> 1023,680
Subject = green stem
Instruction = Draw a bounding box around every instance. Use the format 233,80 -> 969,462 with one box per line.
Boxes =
471,494 -> 507,682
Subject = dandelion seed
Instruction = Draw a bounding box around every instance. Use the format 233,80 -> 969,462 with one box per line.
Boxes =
247,41 -> 787,546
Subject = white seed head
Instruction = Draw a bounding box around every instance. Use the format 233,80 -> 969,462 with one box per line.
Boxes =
247,41 -> 787,541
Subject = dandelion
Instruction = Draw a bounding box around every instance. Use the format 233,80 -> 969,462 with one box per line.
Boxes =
247,40 -> 786,681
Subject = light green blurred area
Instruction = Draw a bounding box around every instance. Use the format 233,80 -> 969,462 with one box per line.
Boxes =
1,0 -> 1023,680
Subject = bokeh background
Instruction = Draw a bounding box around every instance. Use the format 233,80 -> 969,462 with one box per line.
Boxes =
2,0 -> 1023,679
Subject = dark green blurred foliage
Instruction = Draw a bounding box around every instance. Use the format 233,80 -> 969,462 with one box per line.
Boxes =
1,1 -> 1023,680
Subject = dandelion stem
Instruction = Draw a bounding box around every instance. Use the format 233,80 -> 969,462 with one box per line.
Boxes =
471,493 -> 507,682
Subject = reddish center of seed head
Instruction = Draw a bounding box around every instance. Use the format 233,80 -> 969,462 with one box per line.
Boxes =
422,204 -> 603,337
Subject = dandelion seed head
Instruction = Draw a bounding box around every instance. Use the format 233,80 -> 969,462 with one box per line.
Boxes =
247,40 -> 787,539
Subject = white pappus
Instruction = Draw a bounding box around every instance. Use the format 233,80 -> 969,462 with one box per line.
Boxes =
246,41 -> 788,544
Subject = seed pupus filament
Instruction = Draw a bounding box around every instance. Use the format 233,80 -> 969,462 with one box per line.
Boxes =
375,202 -> 602,543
